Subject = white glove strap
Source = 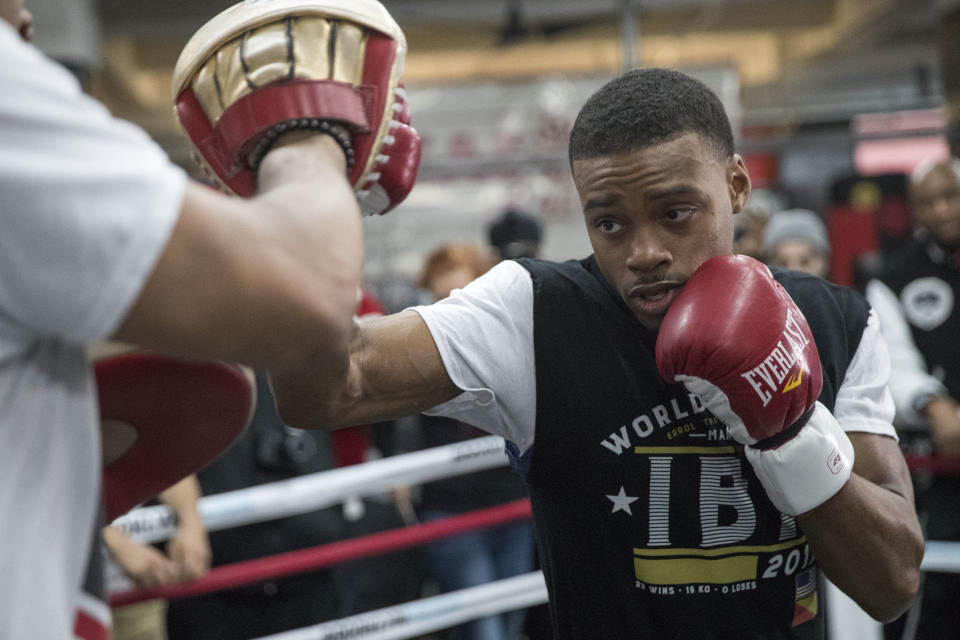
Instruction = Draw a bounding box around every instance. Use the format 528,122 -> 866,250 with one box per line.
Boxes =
745,402 -> 854,516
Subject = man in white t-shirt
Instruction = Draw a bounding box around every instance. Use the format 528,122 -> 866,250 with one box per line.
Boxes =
271,69 -> 924,639
0,1 -> 418,637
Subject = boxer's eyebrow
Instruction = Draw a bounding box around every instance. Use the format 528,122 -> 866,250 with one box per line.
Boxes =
646,185 -> 701,201
584,196 -> 619,211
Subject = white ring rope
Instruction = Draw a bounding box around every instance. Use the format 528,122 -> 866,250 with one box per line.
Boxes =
255,571 -> 549,640
111,435 -> 510,544
920,541 -> 960,573
107,434 -> 960,602
249,549 -> 960,640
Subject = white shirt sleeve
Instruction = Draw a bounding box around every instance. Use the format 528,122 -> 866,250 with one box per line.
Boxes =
865,279 -> 946,427
411,260 -> 537,452
412,260 -> 895,449
833,309 -> 898,439
0,23 -> 186,355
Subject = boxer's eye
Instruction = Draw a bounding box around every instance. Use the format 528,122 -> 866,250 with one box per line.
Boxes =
596,219 -> 623,234
665,207 -> 695,223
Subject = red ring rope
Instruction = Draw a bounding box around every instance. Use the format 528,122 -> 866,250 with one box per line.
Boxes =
905,454 -> 960,475
110,498 -> 532,607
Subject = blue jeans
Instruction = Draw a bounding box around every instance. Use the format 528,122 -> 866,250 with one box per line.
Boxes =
420,511 -> 535,640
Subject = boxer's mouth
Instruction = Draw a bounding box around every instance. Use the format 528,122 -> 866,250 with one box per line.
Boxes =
628,281 -> 682,299
627,282 -> 683,317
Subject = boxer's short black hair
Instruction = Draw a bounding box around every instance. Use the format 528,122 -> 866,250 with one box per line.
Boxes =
569,68 -> 734,162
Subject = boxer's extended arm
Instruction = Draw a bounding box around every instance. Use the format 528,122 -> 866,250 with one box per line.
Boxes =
113,134 -> 362,374
798,432 -> 922,622
272,309 -> 462,430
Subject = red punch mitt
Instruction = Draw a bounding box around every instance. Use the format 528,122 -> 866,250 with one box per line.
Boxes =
172,0 -> 421,215
98,352 -> 254,521
656,255 -> 853,515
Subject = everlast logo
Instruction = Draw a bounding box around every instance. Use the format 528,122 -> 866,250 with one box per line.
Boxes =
827,447 -> 845,474
739,309 -> 810,407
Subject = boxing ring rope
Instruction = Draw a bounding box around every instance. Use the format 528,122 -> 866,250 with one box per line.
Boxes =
107,437 -> 960,638
109,499 -> 532,607
111,436 -> 960,545
903,454 -> 960,475
256,572 -> 548,640
111,435 -> 512,544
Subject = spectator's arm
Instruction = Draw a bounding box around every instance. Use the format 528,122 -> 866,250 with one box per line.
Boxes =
159,475 -> 211,582
922,395 -> 960,459
103,526 -> 179,588
865,279 -> 947,427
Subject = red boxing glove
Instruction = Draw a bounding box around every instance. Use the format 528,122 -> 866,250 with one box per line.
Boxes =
656,255 -> 853,515
657,255 -> 822,444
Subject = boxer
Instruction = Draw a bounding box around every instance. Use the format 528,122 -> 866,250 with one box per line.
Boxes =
270,68 -> 923,639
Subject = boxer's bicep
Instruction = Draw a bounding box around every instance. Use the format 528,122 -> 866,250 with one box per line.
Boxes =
271,309 -> 458,430
342,310 -> 461,426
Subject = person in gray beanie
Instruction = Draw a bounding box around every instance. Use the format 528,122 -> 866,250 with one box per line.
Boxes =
762,208 -> 831,278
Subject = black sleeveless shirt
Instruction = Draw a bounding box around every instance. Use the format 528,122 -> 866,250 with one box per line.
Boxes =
513,256 -> 871,640
877,241 -> 960,399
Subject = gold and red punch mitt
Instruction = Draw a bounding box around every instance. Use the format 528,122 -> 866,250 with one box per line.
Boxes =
171,0 -> 421,215
98,352 -> 255,521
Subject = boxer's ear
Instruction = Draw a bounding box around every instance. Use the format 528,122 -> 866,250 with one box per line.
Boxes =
728,154 -> 751,215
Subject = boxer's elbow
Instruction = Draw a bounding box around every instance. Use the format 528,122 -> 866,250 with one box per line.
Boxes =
862,580 -> 919,623
854,539 -> 922,622
273,380 -> 356,432
270,336 -> 358,430
870,548 -> 922,622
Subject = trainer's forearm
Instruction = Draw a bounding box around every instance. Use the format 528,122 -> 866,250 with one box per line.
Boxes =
250,134 -> 363,371
112,133 -> 363,373
798,474 -> 922,621
256,134 -> 363,329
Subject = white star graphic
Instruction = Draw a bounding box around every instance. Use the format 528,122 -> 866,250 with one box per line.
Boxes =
606,486 -> 639,515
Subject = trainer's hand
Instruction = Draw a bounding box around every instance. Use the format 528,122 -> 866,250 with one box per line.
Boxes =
172,0 -> 421,214
656,255 -> 854,515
